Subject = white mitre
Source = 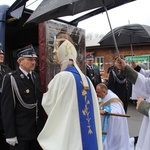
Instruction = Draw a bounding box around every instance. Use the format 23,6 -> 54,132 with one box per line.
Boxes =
53,37 -> 89,90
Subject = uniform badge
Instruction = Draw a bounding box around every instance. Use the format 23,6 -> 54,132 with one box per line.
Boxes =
20,74 -> 24,79
26,89 -> 30,93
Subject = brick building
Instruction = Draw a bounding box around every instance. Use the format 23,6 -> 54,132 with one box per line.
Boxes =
86,40 -> 150,79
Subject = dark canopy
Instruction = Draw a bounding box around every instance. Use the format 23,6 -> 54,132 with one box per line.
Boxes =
26,0 -> 136,24
99,24 -> 150,47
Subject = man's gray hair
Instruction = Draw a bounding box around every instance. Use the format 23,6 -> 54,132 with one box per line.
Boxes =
97,83 -> 108,91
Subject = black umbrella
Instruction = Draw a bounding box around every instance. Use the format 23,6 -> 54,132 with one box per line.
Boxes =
26,0 -> 135,24
26,0 -> 136,56
99,24 -> 150,56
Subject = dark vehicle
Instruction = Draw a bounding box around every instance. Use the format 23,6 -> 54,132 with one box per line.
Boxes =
0,0 -> 136,91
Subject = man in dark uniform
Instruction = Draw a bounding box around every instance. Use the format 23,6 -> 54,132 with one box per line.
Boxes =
1,45 -> 46,150
0,42 -> 11,150
107,56 -> 132,113
86,54 -> 102,89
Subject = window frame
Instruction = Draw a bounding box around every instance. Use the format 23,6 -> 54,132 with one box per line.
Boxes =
95,56 -> 104,72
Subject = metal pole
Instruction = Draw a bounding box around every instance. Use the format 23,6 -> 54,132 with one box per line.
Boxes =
130,35 -> 134,60
103,4 -> 120,56
130,43 -> 134,60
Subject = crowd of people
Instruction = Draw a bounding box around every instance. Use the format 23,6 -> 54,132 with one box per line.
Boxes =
0,37 -> 149,150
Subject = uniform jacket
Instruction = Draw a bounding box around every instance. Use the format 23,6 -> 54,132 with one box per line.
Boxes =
0,64 -> 11,88
86,64 -> 102,88
107,67 -> 132,103
0,64 -> 11,130
1,68 -> 46,140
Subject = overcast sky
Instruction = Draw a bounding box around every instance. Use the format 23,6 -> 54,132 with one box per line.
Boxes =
78,0 -> 150,35
0,0 -> 150,35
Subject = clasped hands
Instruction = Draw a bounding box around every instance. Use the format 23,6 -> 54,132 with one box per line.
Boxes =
100,110 -> 105,115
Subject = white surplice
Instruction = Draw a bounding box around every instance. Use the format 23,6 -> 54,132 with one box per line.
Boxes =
131,68 -> 150,150
37,71 -> 103,150
101,90 -> 131,150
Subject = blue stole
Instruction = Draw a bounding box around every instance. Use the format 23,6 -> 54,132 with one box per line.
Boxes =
102,104 -> 111,142
65,67 -> 98,150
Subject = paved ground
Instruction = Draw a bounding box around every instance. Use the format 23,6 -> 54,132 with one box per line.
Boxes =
127,102 -> 143,137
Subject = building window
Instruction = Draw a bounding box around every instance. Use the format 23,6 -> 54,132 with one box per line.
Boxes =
95,56 -> 104,72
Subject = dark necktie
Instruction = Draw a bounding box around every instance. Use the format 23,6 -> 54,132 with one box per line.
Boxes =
27,73 -> 33,83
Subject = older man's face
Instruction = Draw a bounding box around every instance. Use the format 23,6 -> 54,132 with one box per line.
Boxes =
18,57 -> 36,73
86,59 -> 94,66
96,86 -> 106,99
0,53 -> 4,63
